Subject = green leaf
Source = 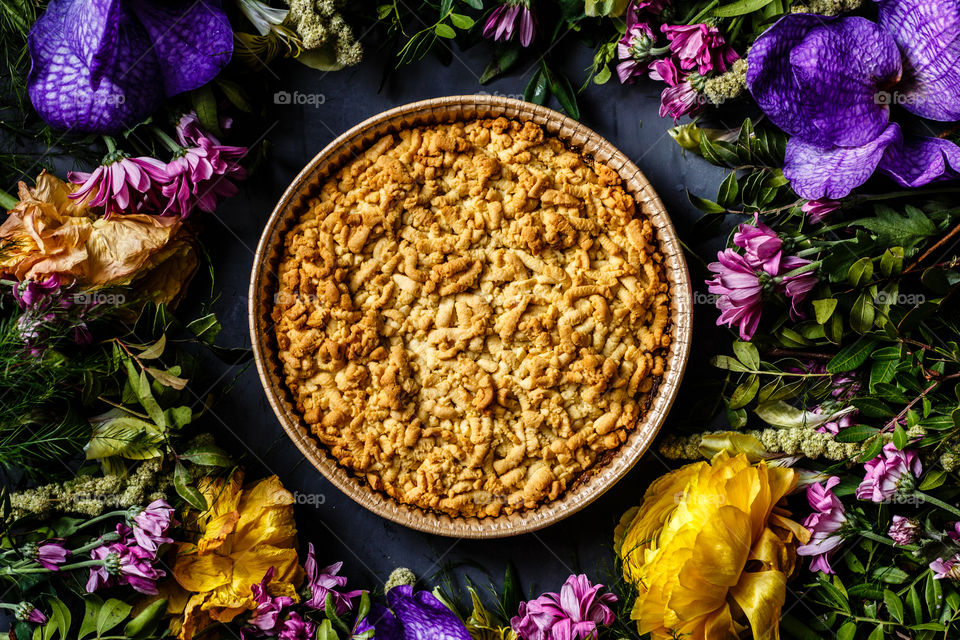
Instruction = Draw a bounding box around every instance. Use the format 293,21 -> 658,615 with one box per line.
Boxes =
479,44 -> 521,84
166,405 -> 194,430
754,400 -> 834,429
449,13 -> 474,28
187,313 -> 222,345
542,63 -> 579,119
78,596 -> 102,639
893,424 -> 908,449
523,68 -> 549,105
848,257 -> 875,287
180,444 -> 232,467
858,434 -> 884,462
136,370 -> 166,430
879,247 -> 905,276
852,205 -> 936,250
850,291 -> 876,334
817,576 -> 851,613
717,171 -> 739,208
503,562 -> 521,619
728,374 -> 760,410
867,624 -> 884,640
869,358 -> 897,391
688,191 -> 726,213
926,571 -> 943,616
434,23 -> 456,38
145,366 -> 188,390
732,341 -> 760,369
827,338 -> 878,372
123,599 -> 167,638
873,566 -> 910,584
712,0 -> 774,16
907,585 -> 922,624
813,298 -> 838,324
885,588 -> 904,623
836,621 -> 857,640
47,597 -> 71,640
137,335 -> 166,360
96,599 -> 132,637
316,619 -> 337,640
325,593 -> 350,633
712,355 -> 751,372
86,416 -> 164,460
920,469 -> 947,491
191,84 -> 222,138
834,425 -> 880,442
174,462 -> 207,511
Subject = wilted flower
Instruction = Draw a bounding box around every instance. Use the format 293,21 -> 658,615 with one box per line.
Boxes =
28,0 -> 232,133
801,198 -> 841,224
511,574 -> 617,640
130,499 -> 175,555
304,543 -> 362,613
659,72 -> 705,120
888,515 -> 919,546
796,476 -> 846,573
662,23 -> 738,75
171,472 -> 302,640
483,1 -> 535,47
707,249 -> 766,340
856,443 -> 922,502
617,20 -> 658,82
12,275 -> 61,310
746,0 -> 960,199
87,528 -> 166,596
69,154 -> 170,217
615,452 -> 808,640
779,255 -> 818,320
237,0 -> 290,36
36,541 -> 70,570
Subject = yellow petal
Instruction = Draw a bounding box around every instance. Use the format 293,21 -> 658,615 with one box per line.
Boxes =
729,570 -> 787,640
172,548 -> 233,593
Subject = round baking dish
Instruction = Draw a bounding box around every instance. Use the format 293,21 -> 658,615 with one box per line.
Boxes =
249,95 -> 692,538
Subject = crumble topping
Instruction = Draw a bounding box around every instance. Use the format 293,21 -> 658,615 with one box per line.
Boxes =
272,117 -> 671,517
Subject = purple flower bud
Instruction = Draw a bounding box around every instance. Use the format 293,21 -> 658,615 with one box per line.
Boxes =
36,541 -> 70,570
888,515 -> 919,546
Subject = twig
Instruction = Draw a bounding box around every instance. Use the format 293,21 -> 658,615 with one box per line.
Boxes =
905,220 -> 960,273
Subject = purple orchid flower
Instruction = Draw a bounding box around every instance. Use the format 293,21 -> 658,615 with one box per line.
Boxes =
483,1 -> 535,47
28,0 -> 233,133
365,585 -> 472,640
746,0 -> 960,199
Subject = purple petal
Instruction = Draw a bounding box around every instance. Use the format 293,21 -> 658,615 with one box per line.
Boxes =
128,0 -> 233,97
879,135 -> 960,187
28,0 -> 163,133
747,15 -> 837,141
784,123 -> 901,199
877,0 -> 960,120
386,586 -> 472,640
64,0 -> 122,86
788,17 -> 900,147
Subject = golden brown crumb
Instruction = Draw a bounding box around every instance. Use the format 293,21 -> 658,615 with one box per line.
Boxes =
272,117 -> 671,518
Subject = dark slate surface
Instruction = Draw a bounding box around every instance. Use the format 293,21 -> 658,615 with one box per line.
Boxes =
195,41 -> 730,599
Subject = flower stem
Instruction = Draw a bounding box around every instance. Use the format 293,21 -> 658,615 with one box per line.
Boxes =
151,126 -> 183,153
685,0 -> 719,24
103,135 -> 117,154
72,532 -> 120,556
0,559 -> 107,576
914,491 -> 960,519
75,510 -> 128,533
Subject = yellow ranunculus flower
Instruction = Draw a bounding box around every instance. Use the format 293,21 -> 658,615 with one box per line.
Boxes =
170,471 -> 303,639
614,452 -> 810,640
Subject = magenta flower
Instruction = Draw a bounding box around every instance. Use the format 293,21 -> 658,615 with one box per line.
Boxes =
616,20 -> 657,83
733,219 -> 783,274
278,612 -> 316,640
160,144 -> 246,218
36,541 -> 70,570
87,526 -> 166,595
629,0 -> 669,15
244,568 -> 295,636
304,543 -> 362,613
856,443 -> 922,503
796,476 -> 847,574
647,57 -> 679,85
68,155 -> 170,216
779,255 -> 818,320
662,23 -> 738,75
483,1 -> 535,48
888,516 -> 918,546
707,249 -> 766,340
15,602 -> 47,625
12,275 -> 61,309
130,499 -> 175,555
801,198 -> 841,224
511,574 -> 617,640
931,556 -> 960,580
949,522 -> 960,542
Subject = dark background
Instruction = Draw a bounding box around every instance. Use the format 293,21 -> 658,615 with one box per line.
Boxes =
191,40 -> 731,601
